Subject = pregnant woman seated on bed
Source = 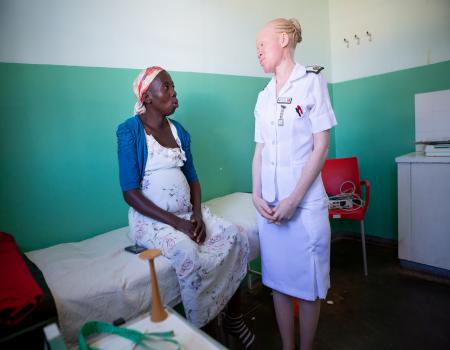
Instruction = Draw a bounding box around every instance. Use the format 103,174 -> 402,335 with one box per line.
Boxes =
116,67 -> 255,349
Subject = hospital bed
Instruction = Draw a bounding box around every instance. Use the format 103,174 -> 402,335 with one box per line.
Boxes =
25,192 -> 259,347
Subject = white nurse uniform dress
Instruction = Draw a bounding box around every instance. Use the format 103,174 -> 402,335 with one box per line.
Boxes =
254,63 -> 337,301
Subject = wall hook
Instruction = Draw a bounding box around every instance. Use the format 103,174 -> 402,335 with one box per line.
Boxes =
366,31 -> 372,42
344,38 -> 349,48
354,34 -> 360,45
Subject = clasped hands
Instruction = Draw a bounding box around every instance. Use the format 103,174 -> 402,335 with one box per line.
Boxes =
175,211 -> 206,244
253,195 -> 299,224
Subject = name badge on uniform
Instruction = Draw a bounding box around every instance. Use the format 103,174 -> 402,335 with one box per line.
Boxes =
277,97 -> 292,104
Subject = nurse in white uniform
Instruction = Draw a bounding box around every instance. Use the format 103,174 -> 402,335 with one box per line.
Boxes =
252,18 -> 337,350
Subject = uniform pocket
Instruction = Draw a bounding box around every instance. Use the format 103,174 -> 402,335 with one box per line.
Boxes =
292,106 -> 312,136
300,198 -> 330,246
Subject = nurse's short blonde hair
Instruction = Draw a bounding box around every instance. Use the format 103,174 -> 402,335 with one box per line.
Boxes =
270,18 -> 302,49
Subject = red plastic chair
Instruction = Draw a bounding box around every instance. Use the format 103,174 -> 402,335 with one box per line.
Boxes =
321,157 -> 370,276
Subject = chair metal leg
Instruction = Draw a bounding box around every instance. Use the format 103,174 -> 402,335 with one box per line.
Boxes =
360,220 -> 368,276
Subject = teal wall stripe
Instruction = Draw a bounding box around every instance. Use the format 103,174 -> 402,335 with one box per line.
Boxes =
0,60 -> 402,252
330,60 -> 450,239
1,64 -> 135,250
0,63 -> 272,250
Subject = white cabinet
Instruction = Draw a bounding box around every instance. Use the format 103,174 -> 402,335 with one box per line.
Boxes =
396,153 -> 450,271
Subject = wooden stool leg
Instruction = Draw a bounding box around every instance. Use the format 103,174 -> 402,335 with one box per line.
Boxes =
140,249 -> 168,322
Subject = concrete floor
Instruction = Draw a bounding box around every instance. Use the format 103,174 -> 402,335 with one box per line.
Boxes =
225,238 -> 450,350
3,238 -> 449,349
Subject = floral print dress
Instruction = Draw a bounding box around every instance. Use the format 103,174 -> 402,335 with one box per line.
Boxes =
128,122 -> 249,327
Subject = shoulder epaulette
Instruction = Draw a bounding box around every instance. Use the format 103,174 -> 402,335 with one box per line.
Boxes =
306,65 -> 324,74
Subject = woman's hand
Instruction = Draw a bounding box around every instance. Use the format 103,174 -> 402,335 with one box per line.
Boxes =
191,211 -> 206,244
252,195 -> 275,221
174,218 -> 197,242
271,197 -> 299,224
187,181 -> 206,244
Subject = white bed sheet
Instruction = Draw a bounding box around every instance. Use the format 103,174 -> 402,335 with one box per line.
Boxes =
26,192 -> 258,347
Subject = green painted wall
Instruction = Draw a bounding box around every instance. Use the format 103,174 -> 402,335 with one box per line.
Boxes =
330,60 -> 450,239
0,63 -> 269,251
4,60 -> 444,250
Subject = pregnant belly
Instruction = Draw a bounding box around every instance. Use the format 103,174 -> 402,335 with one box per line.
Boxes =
141,168 -> 192,213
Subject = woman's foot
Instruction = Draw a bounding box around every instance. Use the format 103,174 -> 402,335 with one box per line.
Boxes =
223,313 -> 256,349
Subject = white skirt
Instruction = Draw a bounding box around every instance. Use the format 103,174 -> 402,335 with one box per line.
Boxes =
257,197 -> 331,300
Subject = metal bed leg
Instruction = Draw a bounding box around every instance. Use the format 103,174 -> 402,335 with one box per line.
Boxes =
247,263 -> 262,290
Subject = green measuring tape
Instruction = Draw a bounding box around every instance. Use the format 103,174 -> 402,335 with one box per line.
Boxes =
78,320 -> 181,350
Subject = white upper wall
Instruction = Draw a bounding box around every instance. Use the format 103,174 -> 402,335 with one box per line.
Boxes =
1,0 -> 449,83
0,0 -> 332,79
328,0 -> 450,83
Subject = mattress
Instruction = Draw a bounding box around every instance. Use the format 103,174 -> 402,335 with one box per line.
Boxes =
25,192 -> 258,347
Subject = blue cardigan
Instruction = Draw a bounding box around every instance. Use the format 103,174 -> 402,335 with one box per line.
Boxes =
117,115 -> 198,192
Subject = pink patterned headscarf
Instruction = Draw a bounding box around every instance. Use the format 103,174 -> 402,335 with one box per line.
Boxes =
133,66 -> 164,115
